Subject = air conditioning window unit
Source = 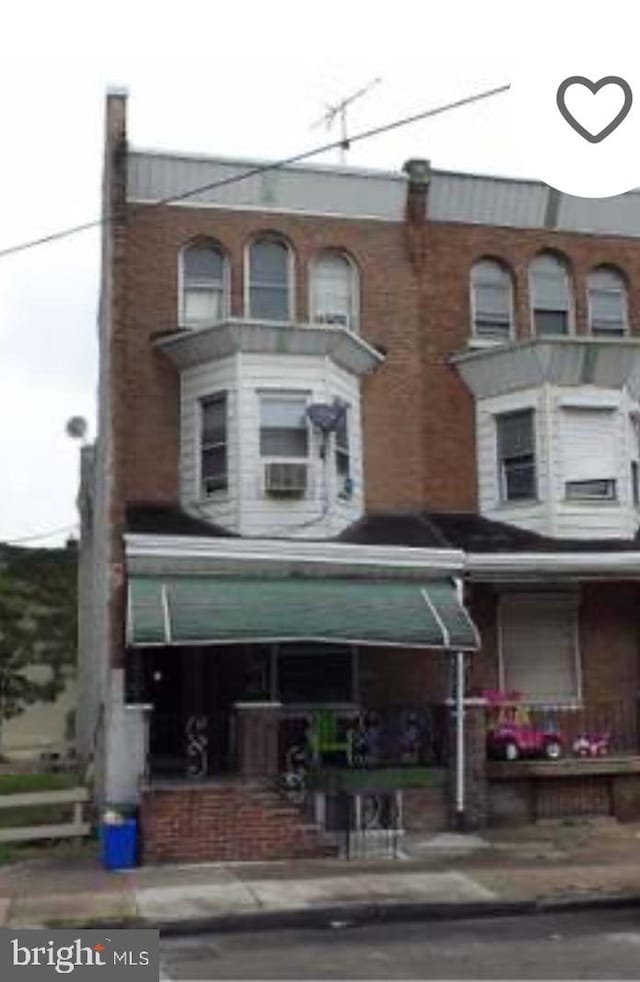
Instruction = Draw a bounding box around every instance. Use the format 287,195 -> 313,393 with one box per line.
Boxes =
264,461 -> 308,496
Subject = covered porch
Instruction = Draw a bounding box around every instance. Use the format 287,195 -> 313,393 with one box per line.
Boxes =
123,538 -> 482,860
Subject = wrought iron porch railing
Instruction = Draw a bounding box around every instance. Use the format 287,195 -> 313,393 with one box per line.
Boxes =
146,711 -> 235,780
278,705 -> 448,791
525,699 -> 638,756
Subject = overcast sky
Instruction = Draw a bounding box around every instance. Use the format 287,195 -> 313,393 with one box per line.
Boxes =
0,0 -> 628,545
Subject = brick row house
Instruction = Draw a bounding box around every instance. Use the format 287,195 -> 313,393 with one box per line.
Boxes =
77,91 -> 640,863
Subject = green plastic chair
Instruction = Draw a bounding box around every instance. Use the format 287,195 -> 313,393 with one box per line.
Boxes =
307,709 -> 353,765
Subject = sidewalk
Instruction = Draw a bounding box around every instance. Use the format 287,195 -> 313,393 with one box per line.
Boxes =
2,818 -> 640,933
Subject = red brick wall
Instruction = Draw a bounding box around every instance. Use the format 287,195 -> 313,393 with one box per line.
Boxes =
115,196 -> 640,517
468,581 -> 640,748
579,582 -> 640,746
140,781 -> 337,863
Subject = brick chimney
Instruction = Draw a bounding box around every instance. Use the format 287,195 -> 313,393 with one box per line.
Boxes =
403,158 -> 431,271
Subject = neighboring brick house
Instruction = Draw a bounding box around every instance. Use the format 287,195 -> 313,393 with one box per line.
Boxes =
78,91 -> 640,863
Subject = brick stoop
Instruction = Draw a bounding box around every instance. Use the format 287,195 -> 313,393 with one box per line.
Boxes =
139,779 -> 338,864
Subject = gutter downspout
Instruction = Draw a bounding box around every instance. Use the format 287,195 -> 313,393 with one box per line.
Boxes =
454,578 -> 466,828
455,649 -> 466,829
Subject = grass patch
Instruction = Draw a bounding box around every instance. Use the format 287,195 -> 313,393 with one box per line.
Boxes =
0,837 -> 97,867
0,773 -> 78,795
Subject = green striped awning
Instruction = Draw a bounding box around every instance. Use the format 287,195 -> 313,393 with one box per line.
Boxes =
127,576 -> 478,651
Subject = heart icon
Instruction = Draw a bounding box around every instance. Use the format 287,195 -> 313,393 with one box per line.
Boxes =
556,75 -> 633,143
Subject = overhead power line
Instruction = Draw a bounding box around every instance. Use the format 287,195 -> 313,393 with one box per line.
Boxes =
0,83 -> 510,261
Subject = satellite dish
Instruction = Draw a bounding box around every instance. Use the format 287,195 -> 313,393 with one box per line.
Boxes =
65,416 -> 88,441
306,402 -> 345,434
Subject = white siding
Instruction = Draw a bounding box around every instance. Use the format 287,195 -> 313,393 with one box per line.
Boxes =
180,357 -> 239,530
179,353 -> 363,537
476,387 -> 549,535
476,383 -> 640,539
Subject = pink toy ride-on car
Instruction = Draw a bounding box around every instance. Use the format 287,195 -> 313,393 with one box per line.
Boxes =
487,720 -> 563,762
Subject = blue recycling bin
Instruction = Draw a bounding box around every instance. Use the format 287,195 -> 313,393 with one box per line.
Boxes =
100,817 -> 137,870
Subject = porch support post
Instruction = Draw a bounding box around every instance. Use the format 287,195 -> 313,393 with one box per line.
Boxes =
455,649 -> 466,828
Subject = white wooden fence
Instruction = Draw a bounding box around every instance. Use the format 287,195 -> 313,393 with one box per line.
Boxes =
0,787 -> 90,843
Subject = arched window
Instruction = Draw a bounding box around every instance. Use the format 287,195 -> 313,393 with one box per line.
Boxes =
588,266 -> 628,336
311,252 -> 358,330
247,237 -> 292,321
529,253 -> 572,336
470,259 -> 513,341
181,241 -> 227,327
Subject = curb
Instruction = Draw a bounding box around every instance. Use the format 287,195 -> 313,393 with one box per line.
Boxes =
152,892 -> 640,937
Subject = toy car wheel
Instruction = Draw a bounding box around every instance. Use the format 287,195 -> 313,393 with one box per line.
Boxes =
503,740 -> 519,762
544,740 -> 562,760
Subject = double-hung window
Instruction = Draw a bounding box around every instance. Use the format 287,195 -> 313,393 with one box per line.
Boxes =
182,243 -> 227,326
260,394 -> 309,458
587,267 -> 627,336
200,393 -> 227,494
248,238 -> 291,321
470,260 -> 513,341
311,252 -> 357,330
497,410 -> 536,501
335,405 -> 350,478
560,407 -> 618,501
529,253 -> 572,336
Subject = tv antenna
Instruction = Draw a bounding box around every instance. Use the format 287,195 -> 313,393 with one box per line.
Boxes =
312,77 -> 382,164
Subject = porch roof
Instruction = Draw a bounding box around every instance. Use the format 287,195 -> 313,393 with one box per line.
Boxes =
127,575 -> 479,651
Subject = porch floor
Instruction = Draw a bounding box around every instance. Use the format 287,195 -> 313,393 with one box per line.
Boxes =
487,755 -> 640,780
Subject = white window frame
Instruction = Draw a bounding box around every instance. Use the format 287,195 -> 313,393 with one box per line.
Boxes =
587,267 -> 628,337
259,390 -> 310,461
565,478 -> 617,501
309,251 -> 359,332
244,236 -> 295,323
497,592 -> 582,706
529,253 -> 574,338
198,391 -> 228,498
334,402 -> 351,494
496,409 -> 538,503
469,259 -> 514,344
179,241 -> 230,328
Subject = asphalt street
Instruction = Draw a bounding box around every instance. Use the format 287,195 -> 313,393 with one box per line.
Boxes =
160,906 -> 640,980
